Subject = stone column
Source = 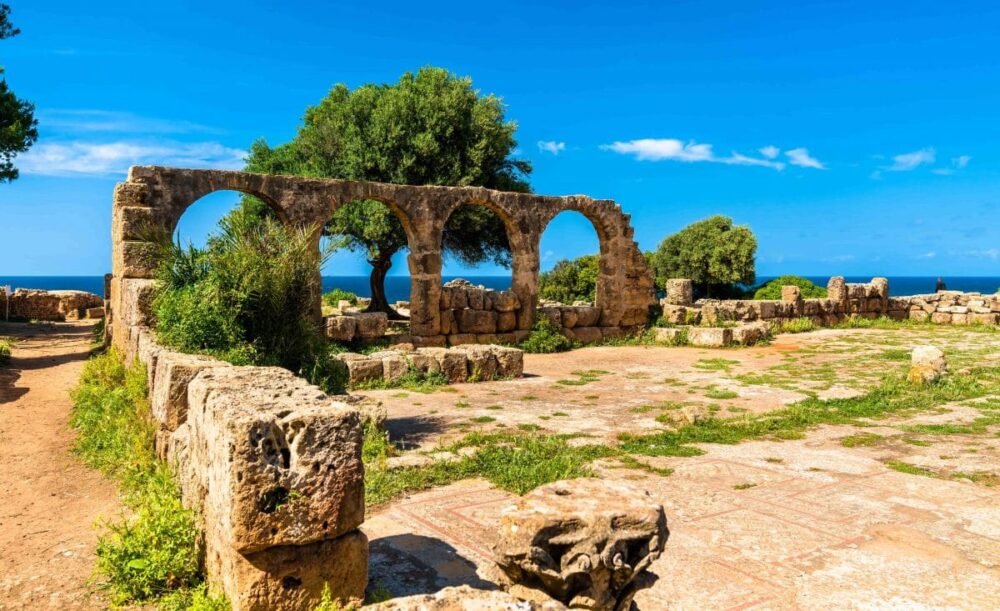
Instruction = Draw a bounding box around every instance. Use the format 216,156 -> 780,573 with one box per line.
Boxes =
664,279 -> 694,306
827,276 -> 847,313
511,229 -> 541,331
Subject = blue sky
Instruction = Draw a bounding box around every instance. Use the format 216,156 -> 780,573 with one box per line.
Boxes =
2,0 -> 998,278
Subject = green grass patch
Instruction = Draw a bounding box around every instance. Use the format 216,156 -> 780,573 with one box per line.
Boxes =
839,432 -> 883,447
470,416 -> 496,423
733,482 -> 757,490
70,351 -> 225,608
693,358 -> 739,371
885,460 -> 940,479
619,367 -> 1000,458
0,337 -> 11,366
705,388 -> 739,400
353,367 -> 450,393
775,318 -> 818,334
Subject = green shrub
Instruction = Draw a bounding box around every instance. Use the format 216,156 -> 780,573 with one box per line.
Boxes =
0,337 -> 12,365
538,254 -> 598,304
70,351 -> 217,607
323,288 -> 359,307
519,317 -> 578,353
752,275 -> 827,300
775,317 -> 817,334
152,209 -> 347,394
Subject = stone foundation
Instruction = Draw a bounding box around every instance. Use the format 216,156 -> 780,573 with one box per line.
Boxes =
335,344 -> 524,386
0,288 -> 103,321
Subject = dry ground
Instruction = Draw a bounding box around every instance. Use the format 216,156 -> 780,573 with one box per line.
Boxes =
0,321 -> 118,610
361,326 -> 1000,609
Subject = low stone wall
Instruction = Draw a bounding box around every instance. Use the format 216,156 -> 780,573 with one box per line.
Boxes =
660,277 -> 999,331
335,344 -> 524,387
536,303 -> 631,344
324,311 -> 389,342
906,291 -> 1000,325
0,288 -> 104,321
438,280 -> 524,345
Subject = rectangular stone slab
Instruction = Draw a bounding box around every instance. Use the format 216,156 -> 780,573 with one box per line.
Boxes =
151,350 -> 224,431
206,528 -> 368,611
186,366 -> 364,554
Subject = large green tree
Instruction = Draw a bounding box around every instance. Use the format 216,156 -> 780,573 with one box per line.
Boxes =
0,4 -> 37,183
244,67 -> 531,317
649,215 -> 756,298
538,254 -> 599,304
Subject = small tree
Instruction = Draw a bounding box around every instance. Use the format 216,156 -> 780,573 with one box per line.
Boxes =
538,254 -> 599,304
650,215 -> 756,298
243,67 -> 531,317
0,4 -> 38,183
753,275 -> 826,300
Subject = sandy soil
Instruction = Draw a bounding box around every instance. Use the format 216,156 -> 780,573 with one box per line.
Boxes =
0,322 -> 118,610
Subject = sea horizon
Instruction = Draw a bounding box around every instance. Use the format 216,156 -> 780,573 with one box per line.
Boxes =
3,274 -> 998,302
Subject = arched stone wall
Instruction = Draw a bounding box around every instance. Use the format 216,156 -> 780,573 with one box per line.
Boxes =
110,166 -> 656,349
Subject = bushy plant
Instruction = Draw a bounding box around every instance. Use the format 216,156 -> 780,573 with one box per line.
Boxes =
152,208 -> 347,394
752,275 -> 826,300
0,337 -> 11,365
323,288 -> 359,307
70,351 -> 213,606
649,215 -> 756,298
519,317 -> 578,353
538,254 -> 599,304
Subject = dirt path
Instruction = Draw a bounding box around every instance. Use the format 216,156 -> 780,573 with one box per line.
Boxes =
0,322 -> 118,610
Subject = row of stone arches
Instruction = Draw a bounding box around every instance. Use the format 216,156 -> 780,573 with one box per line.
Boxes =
111,166 -> 656,341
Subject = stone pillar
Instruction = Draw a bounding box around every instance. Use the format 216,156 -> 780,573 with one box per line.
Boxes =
512,230 -> 540,331
871,277 -> 890,315
781,285 -> 804,316
827,276 -> 847,313
664,279 -> 694,306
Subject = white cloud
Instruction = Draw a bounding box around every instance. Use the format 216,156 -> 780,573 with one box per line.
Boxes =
39,109 -> 222,135
952,155 -> 971,169
917,251 -> 936,259
537,140 -> 566,155
931,168 -> 954,176
542,249 -> 555,261
887,147 -> 935,171
785,147 -> 826,169
19,140 -> 248,177
759,145 -> 780,159
966,248 -> 999,261
601,138 -> 797,171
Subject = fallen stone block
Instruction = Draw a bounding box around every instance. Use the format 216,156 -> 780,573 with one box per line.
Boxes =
908,345 -> 947,384
687,326 -> 732,347
370,351 -> 409,382
652,327 -> 683,344
206,528 -> 368,611
454,344 -> 499,381
489,345 -> 524,379
324,316 -> 357,342
494,478 -> 667,611
571,326 -> 603,344
663,278 -> 693,306
732,321 -> 770,345
418,347 -> 468,383
187,366 -> 364,553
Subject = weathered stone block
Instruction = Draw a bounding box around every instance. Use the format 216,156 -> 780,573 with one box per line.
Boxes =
377,352 -> 409,382
409,352 -> 439,374
494,332 -> 517,345
447,333 -> 476,347
151,350 -> 223,431
368,585 -> 556,611
324,316 -> 356,342
687,326 -> 732,347
575,306 -> 602,328
732,321 -> 770,345
560,308 -> 579,329
971,312 -> 999,325
354,312 -> 388,339
336,354 -> 383,386
537,307 -> 561,327
467,288 -> 485,310
187,367 -> 364,554
113,240 -> 159,279
497,310 -> 517,332
136,328 -> 164,388
488,345 -> 524,378
476,333 -> 499,344
206,528 -> 368,611
652,327 -> 683,344
513,329 -> 531,344
418,347 -> 468,383
572,326 -> 603,344
439,309 -> 456,335
454,345 -> 499,381
663,278 -> 693,306
781,285 -> 801,302
599,326 -> 623,340
492,290 -> 520,312
457,309 -> 497,334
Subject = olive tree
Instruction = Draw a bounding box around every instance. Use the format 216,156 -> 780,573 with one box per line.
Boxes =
649,215 -> 756,298
243,67 -> 531,316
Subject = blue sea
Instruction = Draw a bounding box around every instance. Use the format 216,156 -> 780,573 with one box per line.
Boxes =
2,275 -> 998,301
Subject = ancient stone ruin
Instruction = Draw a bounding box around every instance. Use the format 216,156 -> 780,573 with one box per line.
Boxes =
108,165 -> 657,350
0,288 -> 104,321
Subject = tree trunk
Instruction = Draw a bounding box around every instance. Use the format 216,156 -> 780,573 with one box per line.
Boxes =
366,255 -> 407,320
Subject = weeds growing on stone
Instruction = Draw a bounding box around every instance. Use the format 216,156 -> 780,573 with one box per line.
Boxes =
839,433 -> 883,447
353,367 -> 450,393
775,318 -> 818,334
70,351 -> 225,608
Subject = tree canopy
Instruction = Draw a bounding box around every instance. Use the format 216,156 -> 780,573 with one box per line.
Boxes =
243,67 -> 531,315
752,275 -> 826,300
0,4 -> 37,183
538,254 -> 600,304
649,215 -> 756,298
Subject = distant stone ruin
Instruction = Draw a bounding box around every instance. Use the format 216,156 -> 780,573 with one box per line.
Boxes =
0,288 -> 103,321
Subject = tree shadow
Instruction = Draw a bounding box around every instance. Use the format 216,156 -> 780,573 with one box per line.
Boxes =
367,533 -> 496,600
385,415 -> 449,450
